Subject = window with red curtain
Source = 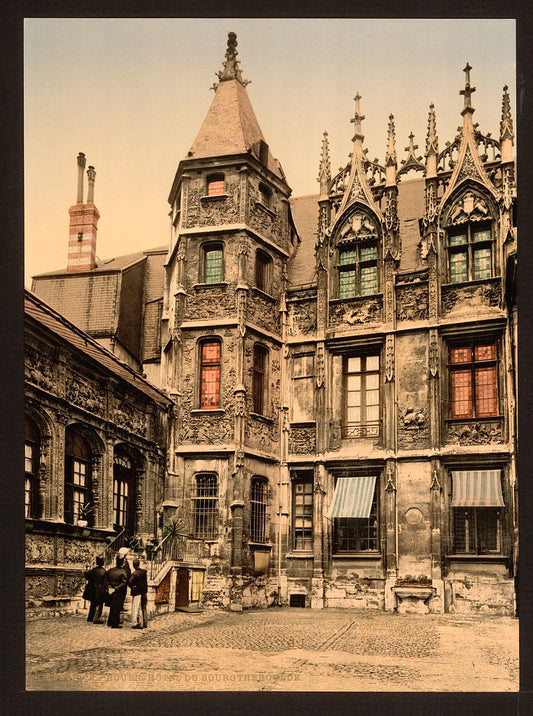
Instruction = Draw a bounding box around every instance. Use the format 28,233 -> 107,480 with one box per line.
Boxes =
449,342 -> 499,419
200,341 -> 221,409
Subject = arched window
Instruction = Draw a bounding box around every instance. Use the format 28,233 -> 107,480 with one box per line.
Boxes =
113,453 -> 136,536
337,244 -> 378,298
65,428 -> 92,525
202,242 -> 224,284
250,477 -> 268,542
25,415 -> 40,518
447,222 -> 494,283
193,473 -> 218,539
199,339 -> 221,409
255,249 -> 272,293
252,344 -> 268,415
206,173 -> 225,196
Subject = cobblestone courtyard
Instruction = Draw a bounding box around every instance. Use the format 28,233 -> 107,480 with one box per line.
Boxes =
26,608 -> 519,692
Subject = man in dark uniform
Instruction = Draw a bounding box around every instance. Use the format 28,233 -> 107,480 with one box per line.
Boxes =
106,556 -> 128,628
84,555 -> 107,623
129,558 -> 148,629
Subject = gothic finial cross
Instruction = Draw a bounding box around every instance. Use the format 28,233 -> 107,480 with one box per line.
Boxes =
460,62 -> 476,108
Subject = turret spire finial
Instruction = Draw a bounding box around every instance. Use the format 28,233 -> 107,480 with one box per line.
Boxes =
386,114 -> 397,167
216,31 -> 250,87
426,103 -> 438,156
500,84 -> 514,142
317,130 -> 331,195
460,62 -> 476,113
500,84 -> 514,162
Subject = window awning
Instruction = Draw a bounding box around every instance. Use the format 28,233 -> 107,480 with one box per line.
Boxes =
327,476 -> 376,519
451,470 -> 504,507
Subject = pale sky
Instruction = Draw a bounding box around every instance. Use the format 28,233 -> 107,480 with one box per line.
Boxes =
24,18 -> 516,286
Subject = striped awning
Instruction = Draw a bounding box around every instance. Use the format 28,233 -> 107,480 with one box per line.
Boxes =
451,470 -> 504,507
327,476 -> 376,519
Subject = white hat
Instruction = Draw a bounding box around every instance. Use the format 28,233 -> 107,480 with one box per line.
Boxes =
117,547 -> 129,556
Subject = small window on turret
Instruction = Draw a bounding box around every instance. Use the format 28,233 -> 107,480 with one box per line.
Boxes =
207,173 -> 225,196
202,243 -> 224,284
255,249 -> 272,293
258,182 -> 272,208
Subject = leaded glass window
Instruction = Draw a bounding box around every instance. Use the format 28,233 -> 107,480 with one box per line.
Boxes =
337,244 -> 378,298
447,222 -> 493,283
203,245 -> 224,284
193,473 -> 218,539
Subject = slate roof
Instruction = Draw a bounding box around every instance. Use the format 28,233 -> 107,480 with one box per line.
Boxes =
33,247 -> 167,278
25,289 -> 172,408
188,78 -> 284,180
288,195 -> 320,286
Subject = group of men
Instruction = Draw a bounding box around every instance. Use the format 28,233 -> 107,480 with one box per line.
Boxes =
83,549 -> 148,629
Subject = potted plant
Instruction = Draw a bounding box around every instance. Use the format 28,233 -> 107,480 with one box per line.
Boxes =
77,501 -> 95,527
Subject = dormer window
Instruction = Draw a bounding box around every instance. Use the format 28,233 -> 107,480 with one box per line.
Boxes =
337,244 -> 378,299
207,173 -> 225,196
447,222 -> 493,284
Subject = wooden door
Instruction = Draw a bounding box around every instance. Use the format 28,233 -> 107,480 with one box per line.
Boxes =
175,568 -> 190,608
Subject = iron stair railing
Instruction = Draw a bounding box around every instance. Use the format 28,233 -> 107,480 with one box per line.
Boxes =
148,532 -> 207,580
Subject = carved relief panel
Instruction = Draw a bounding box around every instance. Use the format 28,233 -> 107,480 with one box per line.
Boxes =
288,426 -> 317,454
25,344 -> 55,392
287,299 -> 317,336
247,290 -> 281,334
441,279 -> 502,316
396,282 -> 429,322
66,373 -> 105,416
110,395 -> 148,438
185,174 -> 240,228
187,285 -> 236,320
329,296 -> 383,328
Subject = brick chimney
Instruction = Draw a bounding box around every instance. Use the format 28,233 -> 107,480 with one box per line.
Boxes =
67,152 -> 100,272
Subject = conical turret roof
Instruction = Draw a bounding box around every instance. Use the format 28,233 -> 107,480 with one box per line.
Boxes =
187,33 -> 284,180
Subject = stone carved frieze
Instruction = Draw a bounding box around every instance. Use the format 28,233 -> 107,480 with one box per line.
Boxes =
247,291 -> 280,334
441,280 -> 501,314
185,177 -> 240,228
288,426 -> 316,454
180,413 -> 233,444
396,283 -> 429,321
246,414 -> 279,450
188,286 -> 235,320
111,402 -> 147,437
25,347 -> 55,392
25,534 -> 55,564
287,299 -> 317,336
447,420 -> 504,445
329,297 -> 382,327
63,539 -> 99,566
398,406 -> 429,450
66,375 -> 105,416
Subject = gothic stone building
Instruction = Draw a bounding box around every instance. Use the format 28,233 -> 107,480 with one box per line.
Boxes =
25,289 -> 171,610
29,33 -> 517,615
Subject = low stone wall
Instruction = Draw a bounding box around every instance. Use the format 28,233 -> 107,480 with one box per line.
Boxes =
446,576 -> 515,615
324,577 -> 385,610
